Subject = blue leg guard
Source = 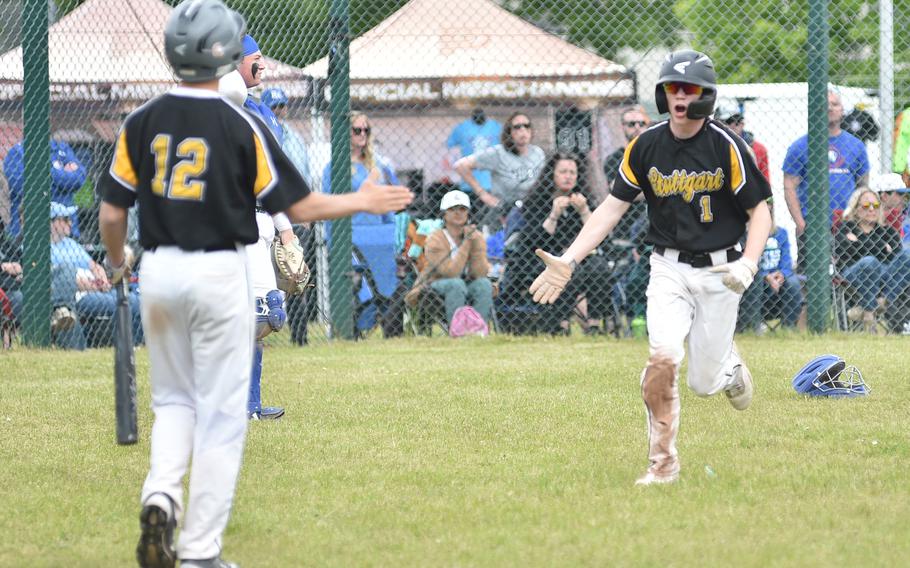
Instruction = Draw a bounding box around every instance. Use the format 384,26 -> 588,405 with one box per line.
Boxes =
248,342 -> 263,415
266,289 -> 286,331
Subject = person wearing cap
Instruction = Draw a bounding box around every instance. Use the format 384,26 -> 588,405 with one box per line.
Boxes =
224,36 -> 296,420
446,107 -> 502,200
873,172 -> 910,234
261,87 -> 312,186
49,201 -> 143,349
715,102 -> 770,182
411,190 -> 493,325
871,174 -> 910,331
237,34 -> 283,142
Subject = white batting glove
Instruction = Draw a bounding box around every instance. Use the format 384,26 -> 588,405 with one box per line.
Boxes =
104,246 -> 135,285
529,249 -> 575,304
709,257 -> 758,294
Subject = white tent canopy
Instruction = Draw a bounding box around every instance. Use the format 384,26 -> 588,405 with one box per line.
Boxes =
303,0 -> 633,105
0,0 -> 305,102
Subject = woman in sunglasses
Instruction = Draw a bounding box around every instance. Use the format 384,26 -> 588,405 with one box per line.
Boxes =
322,112 -> 400,196
321,112 -> 403,336
454,111 -> 545,230
835,187 -> 904,332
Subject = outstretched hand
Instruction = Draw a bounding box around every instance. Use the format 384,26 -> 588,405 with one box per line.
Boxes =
359,169 -> 414,214
529,249 -> 574,304
708,257 -> 758,294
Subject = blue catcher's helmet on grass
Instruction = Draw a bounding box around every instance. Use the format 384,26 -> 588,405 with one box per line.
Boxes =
792,354 -> 869,398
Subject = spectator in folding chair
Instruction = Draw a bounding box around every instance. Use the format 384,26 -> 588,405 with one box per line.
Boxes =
406,190 -> 493,327
499,152 -> 617,335
835,187 -> 905,333
49,202 -> 143,348
322,112 -> 403,337
737,198 -> 802,333
871,174 -> 910,330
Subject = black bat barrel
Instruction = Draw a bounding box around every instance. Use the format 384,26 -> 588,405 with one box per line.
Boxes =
114,278 -> 138,445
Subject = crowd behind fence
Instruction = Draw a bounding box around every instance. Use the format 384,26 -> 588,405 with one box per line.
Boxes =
2,0 -> 910,349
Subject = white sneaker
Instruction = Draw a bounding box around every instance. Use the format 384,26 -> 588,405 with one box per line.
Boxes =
51,306 -> 76,332
634,471 -> 679,486
725,363 -> 754,410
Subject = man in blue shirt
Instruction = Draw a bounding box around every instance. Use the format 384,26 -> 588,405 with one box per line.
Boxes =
447,108 -> 501,196
3,139 -> 87,236
783,91 -> 869,260
783,91 -> 870,226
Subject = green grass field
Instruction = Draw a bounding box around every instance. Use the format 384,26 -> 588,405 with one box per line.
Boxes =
1,334 -> 908,567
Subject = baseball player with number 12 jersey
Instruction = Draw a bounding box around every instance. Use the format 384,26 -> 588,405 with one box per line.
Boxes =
530,50 -> 772,486
97,1 -> 412,565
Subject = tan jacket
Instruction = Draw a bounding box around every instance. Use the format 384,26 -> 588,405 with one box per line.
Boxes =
421,227 -> 490,283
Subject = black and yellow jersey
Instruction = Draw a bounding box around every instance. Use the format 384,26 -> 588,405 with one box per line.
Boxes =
610,119 -> 771,253
99,86 -> 309,251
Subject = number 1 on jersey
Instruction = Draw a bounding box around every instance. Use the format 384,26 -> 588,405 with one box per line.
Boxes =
699,195 -> 714,223
150,134 -> 209,201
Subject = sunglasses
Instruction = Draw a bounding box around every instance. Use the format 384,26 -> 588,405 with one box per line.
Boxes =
860,201 -> 881,209
623,120 -> 648,127
511,122 -> 532,130
662,82 -> 704,96
352,126 -> 371,136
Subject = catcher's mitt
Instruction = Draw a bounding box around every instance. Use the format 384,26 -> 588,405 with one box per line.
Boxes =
272,236 -> 311,295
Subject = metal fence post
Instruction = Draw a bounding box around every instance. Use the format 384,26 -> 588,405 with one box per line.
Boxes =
806,0 -> 831,333
20,0 -> 51,347
328,0 -> 353,340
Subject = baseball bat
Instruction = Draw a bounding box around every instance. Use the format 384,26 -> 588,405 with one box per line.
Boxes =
114,276 -> 138,445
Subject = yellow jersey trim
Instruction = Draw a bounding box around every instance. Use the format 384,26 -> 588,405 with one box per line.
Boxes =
110,129 -> 138,190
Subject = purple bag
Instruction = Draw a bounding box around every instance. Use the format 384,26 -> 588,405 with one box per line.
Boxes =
449,306 -> 489,338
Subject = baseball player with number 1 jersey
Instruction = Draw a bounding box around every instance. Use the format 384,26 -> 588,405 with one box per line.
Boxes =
97,2 -> 412,566
530,50 -> 772,486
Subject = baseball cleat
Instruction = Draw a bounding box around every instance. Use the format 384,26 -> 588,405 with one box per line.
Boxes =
725,363 -> 754,410
634,471 -> 679,486
258,406 -> 285,420
137,501 -> 176,568
248,406 -> 285,420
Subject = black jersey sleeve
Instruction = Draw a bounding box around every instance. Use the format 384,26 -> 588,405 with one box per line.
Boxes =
248,119 -> 311,215
609,136 -> 643,203
726,130 -> 771,211
99,124 -> 138,209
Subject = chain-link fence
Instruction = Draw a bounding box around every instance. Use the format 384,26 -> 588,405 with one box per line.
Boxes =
2,0 -> 910,349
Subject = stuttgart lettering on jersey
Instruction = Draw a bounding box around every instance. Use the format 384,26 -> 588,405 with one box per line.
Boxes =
610,120 -> 771,252
647,167 -> 724,202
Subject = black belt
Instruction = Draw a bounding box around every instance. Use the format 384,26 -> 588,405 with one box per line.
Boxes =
147,243 -> 236,253
653,246 -> 741,268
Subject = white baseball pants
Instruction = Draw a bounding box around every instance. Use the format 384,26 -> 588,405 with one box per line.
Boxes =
138,246 -> 254,560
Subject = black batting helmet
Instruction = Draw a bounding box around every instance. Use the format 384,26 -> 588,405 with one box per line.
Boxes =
165,0 -> 246,83
655,50 -> 717,119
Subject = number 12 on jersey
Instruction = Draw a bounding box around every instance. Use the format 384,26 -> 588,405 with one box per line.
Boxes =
151,134 -> 210,201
